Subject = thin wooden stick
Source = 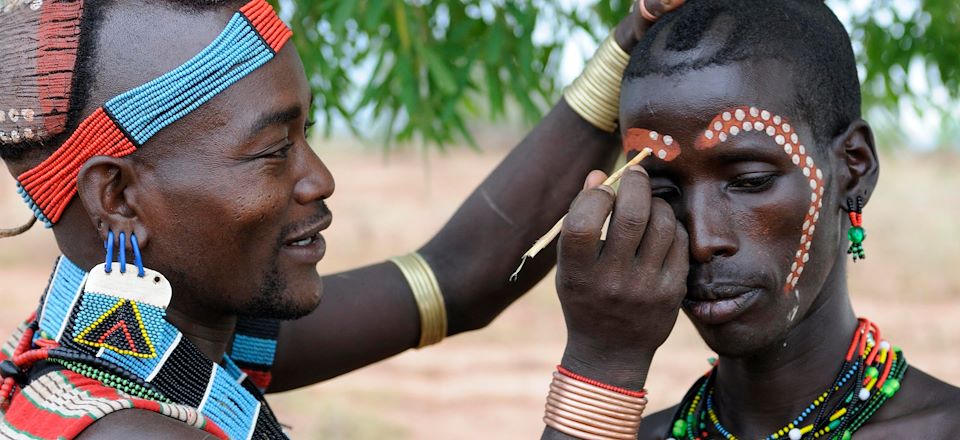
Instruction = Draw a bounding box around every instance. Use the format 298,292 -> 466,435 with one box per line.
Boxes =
510,148 -> 653,281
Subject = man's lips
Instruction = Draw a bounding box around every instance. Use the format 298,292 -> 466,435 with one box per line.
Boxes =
683,283 -> 762,325
281,212 -> 333,265
283,213 -> 333,246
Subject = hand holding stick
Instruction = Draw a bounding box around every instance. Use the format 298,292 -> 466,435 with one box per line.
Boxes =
510,148 -> 654,281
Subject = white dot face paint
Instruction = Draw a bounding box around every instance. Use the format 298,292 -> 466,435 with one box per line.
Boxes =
663,135 -> 674,146
658,150 -> 667,159
697,107 -> 825,296
650,131 -> 660,140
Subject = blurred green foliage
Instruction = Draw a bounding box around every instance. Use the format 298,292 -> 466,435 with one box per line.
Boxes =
276,0 -> 959,149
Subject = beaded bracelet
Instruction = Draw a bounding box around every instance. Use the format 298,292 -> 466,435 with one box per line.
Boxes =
389,252 -> 447,348
563,34 -> 630,133
544,366 -> 647,439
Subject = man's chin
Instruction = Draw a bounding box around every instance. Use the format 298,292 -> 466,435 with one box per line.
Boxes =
245,277 -> 322,320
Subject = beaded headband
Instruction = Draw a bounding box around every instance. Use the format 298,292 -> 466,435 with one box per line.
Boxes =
15,0 -> 292,227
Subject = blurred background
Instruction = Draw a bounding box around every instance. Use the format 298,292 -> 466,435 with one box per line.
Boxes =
2,0 -> 958,438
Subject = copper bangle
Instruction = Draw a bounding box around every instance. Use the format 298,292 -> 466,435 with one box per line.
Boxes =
546,400 -> 640,431
551,381 -> 647,412
544,416 -> 620,440
549,383 -> 644,415
553,372 -> 647,406
546,394 -> 642,422
544,412 -> 638,440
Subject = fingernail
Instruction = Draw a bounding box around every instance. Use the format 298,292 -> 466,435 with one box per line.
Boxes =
629,165 -> 648,176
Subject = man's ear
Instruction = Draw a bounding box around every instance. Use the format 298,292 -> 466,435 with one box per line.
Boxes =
76,156 -> 150,248
831,119 -> 879,207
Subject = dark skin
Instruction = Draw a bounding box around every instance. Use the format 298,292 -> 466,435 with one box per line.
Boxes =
268,0 -> 688,389
1,1 -> 684,438
544,47 -> 960,438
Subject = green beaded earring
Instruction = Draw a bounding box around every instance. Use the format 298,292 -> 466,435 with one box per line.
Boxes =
846,196 -> 866,261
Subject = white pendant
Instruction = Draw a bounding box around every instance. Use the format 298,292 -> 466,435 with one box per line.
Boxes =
84,263 -> 172,309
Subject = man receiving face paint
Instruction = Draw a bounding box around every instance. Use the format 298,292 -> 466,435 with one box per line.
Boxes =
0,0 -> 689,438
542,1 -> 960,439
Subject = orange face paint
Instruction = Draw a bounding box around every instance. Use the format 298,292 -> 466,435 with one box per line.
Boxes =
623,128 -> 681,162
698,106 -> 824,293
624,105 -> 824,294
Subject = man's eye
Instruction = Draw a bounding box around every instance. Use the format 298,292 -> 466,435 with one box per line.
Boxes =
652,186 -> 680,199
729,173 -> 777,191
264,141 -> 294,159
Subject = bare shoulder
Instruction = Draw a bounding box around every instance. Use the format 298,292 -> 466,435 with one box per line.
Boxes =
76,409 -> 216,440
855,366 -> 960,438
637,404 -> 679,440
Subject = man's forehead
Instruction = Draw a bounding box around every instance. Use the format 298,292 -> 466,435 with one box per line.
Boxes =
619,59 -> 799,134
90,2 -> 235,106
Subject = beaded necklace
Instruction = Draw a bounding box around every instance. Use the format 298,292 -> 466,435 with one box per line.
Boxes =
16,256 -> 289,439
669,319 -> 907,440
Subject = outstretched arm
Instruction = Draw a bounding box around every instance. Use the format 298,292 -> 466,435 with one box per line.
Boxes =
269,0 -> 676,392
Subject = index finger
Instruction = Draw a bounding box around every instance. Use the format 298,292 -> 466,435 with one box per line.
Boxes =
559,186 -> 615,267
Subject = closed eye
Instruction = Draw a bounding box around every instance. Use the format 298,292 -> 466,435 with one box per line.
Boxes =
728,173 -> 778,192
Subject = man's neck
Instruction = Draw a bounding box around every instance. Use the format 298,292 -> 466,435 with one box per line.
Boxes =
711,264 -> 859,438
164,305 -> 236,363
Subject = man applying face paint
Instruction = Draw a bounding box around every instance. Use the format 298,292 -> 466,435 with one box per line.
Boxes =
546,0 -> 960,439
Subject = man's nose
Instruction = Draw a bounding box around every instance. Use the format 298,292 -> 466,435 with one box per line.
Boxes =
683,187 -> 739,263
294,146 -> 335,205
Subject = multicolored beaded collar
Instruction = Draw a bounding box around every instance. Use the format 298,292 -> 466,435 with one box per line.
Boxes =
668,319 -> 907,440
30,255 -> 287,439
16,0 -> 292,227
